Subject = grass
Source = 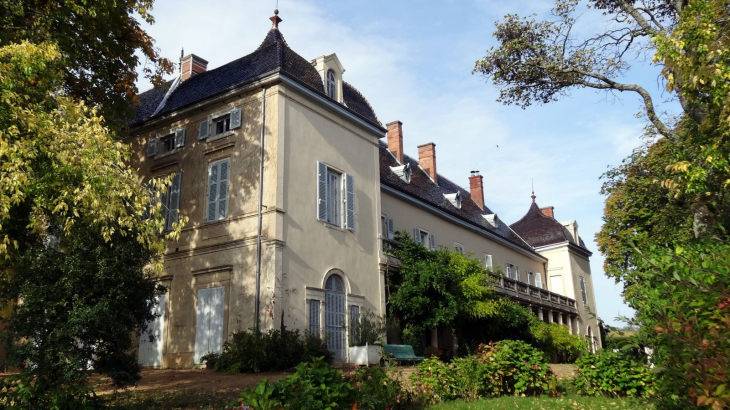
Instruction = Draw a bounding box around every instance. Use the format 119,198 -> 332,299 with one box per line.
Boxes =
103,389 -> 238,410
426,396 -> 651,410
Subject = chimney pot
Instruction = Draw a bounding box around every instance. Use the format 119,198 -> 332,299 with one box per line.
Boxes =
181,54 -> 208,82
469,172 -> 485,210
417,143 -> 437,183
540,206 -> 554,219
386,121 -> 404,164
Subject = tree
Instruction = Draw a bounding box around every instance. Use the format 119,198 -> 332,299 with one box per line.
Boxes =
386,233 -> 498,352
0,0 -> 174,127
0,42 -> 184,404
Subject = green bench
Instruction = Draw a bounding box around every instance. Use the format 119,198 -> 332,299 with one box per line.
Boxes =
381,344 -> 425,365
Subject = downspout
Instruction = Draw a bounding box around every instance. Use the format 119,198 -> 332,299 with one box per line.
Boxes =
254,87 -> 266,333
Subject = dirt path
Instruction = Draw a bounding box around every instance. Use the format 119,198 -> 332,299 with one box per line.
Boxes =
92,368 -> 291,396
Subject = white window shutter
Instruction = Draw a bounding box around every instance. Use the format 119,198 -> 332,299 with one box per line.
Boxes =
506,263 -> 511,278
174,129 -> 186,148
344,173 -> 355,232
229,108 -> 242,129
194,288 -> 210,364
429,233 -> 436,251
316,162 -> 327,221
535,273 -> 542,289
147,138 -> 158,157
218,160 -> 229,220
166,173 -> 181,230
198,119 -> 210,140
387,218 -> 395,239
516,267 -> 521,281
413,228 -> 421,244
207,162 -> 219,222
210,287 -> 225,355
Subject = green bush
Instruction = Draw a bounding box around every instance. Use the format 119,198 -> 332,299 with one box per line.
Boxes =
0,376 -> 102,409
573,350 -> 654,398
201,328 -> 332,373
409,340 -> 555,404
350,309 -> 387,346
346,366 -> 409,409
231,358 -> 355,409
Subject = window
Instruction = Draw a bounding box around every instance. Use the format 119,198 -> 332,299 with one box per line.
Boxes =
206,159 -> 230,222
316,162 -> 355,231
535,272 -> 543,289
160,173 -> 182,231
309,299 -> 320,336
198,108 -> 241,140
527,271 -> 534,286
506,262 -> 519,280
414,228 -> 435,250
147,129 -> 185,157
484,254 -> 493,269
580,277 -> 588,304
327,70 -> 336,99
214,114 -> 231,135
350,305 -> 360,344
454,242 -> 465,254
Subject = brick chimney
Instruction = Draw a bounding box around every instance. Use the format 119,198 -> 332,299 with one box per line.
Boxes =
541,206 -> 554,219
417,143 -> 437,183
181,54 -> 208,82
386,121 -> 404,164
469,171 -> 484,210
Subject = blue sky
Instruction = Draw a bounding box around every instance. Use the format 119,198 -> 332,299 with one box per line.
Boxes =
135,0 -> 680,327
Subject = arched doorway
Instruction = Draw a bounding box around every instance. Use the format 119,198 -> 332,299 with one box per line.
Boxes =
325,274 -> 346,361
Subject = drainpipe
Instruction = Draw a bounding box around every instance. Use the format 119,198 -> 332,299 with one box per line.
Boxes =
254,87 -> 266,333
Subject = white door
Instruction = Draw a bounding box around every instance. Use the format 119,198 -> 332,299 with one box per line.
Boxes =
139,294 -> 166,367
550,275 -> 564,295
194,286 -> 225,364
325,275 -> 346,362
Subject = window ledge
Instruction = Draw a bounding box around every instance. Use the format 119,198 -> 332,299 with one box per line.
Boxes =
207,130 -> 235,143
154,148 -> 181,161
325,223 -> 344,232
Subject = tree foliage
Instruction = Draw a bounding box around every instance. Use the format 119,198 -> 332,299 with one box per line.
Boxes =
0,0 -> 174,127
0,41 -> 184,401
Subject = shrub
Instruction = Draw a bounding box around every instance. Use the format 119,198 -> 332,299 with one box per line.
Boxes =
573,350 -> 655,398
351,309 -> 387,346
231,358 -> 355,409
202,328 -> 331,373
0,376 -> 102,409
485,340 -> 556,396
409,340 -> 555,404
345,366 -> 409,410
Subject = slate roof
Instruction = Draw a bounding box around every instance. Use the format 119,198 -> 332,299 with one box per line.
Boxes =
379,141 -> 540,256
510,202 -> 589,251
130,27 -> 381,128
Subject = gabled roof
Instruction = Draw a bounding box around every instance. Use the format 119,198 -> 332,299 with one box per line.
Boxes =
130,27 -> 381,128
510,202 -> 589,251
379,141 -> 540,256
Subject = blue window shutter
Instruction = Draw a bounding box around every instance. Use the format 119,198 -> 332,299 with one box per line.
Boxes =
174,129 -> 186,148
229,108 -> 242,129
218,160 -> 229,220
147,138 -> 158,157
429,233 -> 436,251
317,162 -> 327,221
413,228 -> 421,244
345,173 -> 355,232
387,218 -> 395,239
198,119 -> 209,140
207,162 -> 218,222
309,300 -> 320,336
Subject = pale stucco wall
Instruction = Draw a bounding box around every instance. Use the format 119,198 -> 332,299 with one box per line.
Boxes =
275,84 -> 384,335
380,192 -> 547,282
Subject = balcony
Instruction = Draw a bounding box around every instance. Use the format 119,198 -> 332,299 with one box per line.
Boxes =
488,273 -> 578,314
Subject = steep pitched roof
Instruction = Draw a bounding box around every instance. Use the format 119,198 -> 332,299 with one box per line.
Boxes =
510,202 -> 589,251
379,142 -> 539,256
130,28 -> 381,128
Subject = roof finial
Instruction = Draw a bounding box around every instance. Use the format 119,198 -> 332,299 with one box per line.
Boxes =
270,8 -> 282,29
531,179 -> 536,203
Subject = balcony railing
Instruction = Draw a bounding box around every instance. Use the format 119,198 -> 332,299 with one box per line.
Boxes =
488,273 -> 578,313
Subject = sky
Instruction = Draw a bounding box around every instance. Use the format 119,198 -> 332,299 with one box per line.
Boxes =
135,0 -> 680,327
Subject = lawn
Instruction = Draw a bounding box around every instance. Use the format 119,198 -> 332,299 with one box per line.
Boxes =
426,396 -> 651,410
103,389 -> 651,410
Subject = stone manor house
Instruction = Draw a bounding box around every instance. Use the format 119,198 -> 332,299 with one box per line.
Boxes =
130,11 -> 601,368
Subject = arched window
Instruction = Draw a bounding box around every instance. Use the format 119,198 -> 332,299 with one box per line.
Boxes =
325,274 -> 346,361
327,71 -> 336,99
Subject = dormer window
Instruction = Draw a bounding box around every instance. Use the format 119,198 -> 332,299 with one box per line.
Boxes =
390,163 -> 412,183
327,71 -> 336,99
484,213 -> 498,227
444,192 -> 462,209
